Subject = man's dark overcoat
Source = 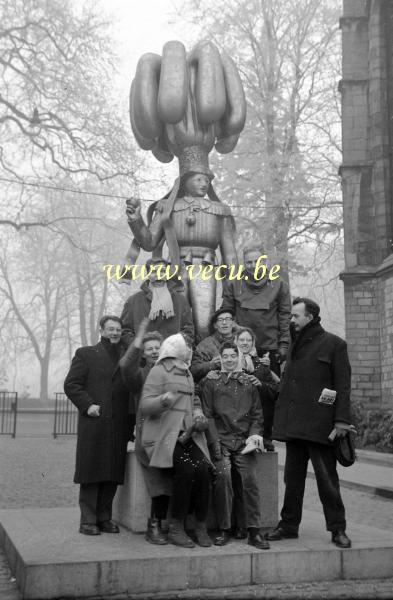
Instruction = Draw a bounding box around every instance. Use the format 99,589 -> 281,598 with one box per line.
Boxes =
64,340 -> 131,484
273,322 -> 351,445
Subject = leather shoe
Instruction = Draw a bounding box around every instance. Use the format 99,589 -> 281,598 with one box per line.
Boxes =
266,526 -> 298,541
248,530 -> 270,550
79,524 -> 100,536
214,529 -> 231,546
97,520 -> 120,533
233,527 -> 248,540
331,530 -> 351,548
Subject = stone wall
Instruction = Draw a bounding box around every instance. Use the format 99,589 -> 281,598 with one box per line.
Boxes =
340,0 -> 393,410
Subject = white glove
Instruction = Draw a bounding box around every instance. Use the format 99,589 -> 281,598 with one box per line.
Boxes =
242,434 -> 264,454
246,434 -> 263,448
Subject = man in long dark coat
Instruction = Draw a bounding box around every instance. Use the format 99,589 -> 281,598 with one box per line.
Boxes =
64,315 -> 131,535
267,298 -> 352,549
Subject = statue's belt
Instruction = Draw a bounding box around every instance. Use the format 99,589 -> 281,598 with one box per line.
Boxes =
179,247 -> 216,264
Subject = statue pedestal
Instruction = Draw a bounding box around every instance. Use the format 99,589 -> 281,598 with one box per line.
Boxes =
113,449 -> 279,532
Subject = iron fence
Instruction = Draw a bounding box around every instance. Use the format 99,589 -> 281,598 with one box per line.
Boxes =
53,392 -> 78,438
0,391 -> 18,437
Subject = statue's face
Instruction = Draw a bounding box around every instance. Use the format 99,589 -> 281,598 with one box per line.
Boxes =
184,173 -> 210,197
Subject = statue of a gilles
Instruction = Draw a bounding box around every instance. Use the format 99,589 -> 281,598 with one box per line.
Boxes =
125,41 -> 246,341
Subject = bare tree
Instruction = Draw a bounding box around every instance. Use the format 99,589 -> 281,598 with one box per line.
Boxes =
0,0 -> 142,230
0,0 -> 134,178
0,229 -> 71,401
0,179 -> 131,399
176,0 -> 342,278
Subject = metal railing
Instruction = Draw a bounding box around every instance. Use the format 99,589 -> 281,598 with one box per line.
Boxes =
53,392 -> 78,438
0,391 -> 18,437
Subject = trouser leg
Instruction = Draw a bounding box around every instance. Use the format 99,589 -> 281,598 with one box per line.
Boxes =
308,442 -> 346,532
151,495 -> 170,520
232,452 -> 262,528
279,440 -> 308,533
257,350 -> 279,440
96,482 -> 118,522
231,465 -> 246,529
212,452 -> 233,530
79,483 -> 99,525
261,395 -> 275,440
171,441 -> 210,521
189,444 -> 211,522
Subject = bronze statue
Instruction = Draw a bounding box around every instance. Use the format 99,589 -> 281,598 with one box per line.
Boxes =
125,41 -> 246,340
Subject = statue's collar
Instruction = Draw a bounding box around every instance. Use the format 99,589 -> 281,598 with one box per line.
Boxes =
177,196 -> 211,209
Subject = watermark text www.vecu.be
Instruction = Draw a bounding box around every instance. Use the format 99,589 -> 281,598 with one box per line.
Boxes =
103,255 -> 280,282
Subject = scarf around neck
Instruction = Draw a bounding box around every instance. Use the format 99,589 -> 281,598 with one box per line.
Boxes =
149,282 -> 175,321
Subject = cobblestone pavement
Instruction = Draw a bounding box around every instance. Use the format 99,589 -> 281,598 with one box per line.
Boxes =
1,436 -> 393,599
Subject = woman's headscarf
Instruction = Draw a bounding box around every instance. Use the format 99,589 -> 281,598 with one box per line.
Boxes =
156,333 -> 192,368
234,327 -> 257,373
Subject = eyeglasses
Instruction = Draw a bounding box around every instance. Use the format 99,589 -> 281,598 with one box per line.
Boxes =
216,317 -> 233,323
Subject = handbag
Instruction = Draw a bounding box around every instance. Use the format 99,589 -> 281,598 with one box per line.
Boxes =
334,433 -> 356,467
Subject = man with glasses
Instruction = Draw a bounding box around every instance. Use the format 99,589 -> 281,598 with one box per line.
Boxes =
191,308 -> 236,383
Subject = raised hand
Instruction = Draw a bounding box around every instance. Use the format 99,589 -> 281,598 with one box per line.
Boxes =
134,317 -> 150,346
125,197 -> 142,221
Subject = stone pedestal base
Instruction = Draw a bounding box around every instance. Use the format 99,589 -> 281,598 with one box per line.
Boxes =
113,449 -> 278,532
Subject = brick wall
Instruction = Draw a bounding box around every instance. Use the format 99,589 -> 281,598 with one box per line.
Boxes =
340,0 -> 393,411
343,276 -> 381,407
378,261 -> 393,408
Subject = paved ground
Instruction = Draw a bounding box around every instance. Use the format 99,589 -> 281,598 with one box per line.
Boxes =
1,435 -> 393,599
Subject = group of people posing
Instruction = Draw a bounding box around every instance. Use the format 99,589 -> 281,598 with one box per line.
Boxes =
64,246 -> 352,552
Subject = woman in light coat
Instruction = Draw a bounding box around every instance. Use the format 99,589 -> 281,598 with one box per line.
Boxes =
139,333 -> 212,548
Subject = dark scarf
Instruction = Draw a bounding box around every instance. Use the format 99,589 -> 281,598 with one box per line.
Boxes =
243,273 -> 269,290
100,336 -> 121,365
290,319 -> 323,355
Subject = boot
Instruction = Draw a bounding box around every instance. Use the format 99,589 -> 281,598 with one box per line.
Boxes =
167,518 -> 195,548
194,521 -> 212,547
145,518 -> 167,545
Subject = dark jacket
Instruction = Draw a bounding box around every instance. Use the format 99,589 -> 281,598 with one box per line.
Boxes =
221,278 -> 291,352
190,331 -> 235,382
64,339 -> 131,484
244,356 -> 279,404
120,280 -> 194,346
119,344 -> 152,414
273,322 -> 351,445
201,371 -> 263,452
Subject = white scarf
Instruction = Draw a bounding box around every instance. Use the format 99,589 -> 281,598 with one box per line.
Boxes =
149,282 -> 175,321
